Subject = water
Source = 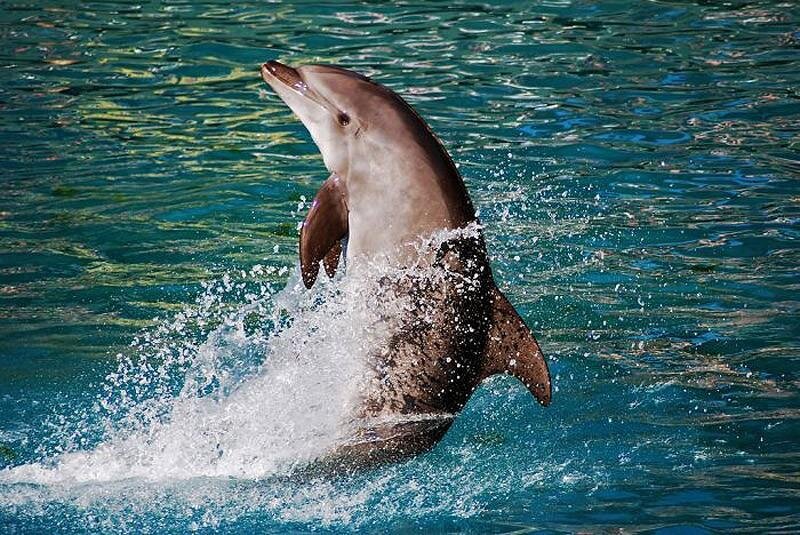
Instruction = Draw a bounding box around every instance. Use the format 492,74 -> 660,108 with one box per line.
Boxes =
1,0 -> 798,532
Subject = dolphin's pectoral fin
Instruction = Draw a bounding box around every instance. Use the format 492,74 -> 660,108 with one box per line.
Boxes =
300,174 -> 348,289
322,240 -> 342,279
480,286 -> 551,406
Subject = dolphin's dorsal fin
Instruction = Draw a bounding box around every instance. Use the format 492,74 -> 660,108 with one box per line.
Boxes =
300,174 -> 348,288
480,286 -> 551,406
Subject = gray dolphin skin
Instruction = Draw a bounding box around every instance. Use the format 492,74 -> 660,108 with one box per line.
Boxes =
261,60 -> 551,469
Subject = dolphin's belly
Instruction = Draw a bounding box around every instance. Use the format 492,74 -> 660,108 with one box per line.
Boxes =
344,227 -> 436,267
344,190 -> 463,267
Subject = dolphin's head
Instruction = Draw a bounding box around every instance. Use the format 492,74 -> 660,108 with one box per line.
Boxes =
261,60 -> 477,264
260,60 -> 435,179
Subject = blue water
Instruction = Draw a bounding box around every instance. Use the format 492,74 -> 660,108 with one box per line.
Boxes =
1,0 -> 799,532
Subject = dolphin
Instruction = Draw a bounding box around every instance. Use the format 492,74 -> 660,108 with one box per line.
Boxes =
260,60 -> 551,468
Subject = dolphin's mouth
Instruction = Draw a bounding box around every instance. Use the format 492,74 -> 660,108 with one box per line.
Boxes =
261,60 -> 309,94
261,60 -> 335,113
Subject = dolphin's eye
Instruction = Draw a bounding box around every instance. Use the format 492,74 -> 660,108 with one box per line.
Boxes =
337,113 -> 350,127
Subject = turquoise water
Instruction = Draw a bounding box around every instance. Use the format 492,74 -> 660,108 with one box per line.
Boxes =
1,0 -> 799,532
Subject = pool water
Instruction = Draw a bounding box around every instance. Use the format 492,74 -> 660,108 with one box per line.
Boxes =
1,0 -> 798,532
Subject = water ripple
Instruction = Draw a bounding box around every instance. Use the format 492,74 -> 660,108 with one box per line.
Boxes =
1,0 -> 799,532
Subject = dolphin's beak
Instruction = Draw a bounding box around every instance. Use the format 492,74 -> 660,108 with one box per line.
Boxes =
261,60 -> 333,113
261,60 -> 309,94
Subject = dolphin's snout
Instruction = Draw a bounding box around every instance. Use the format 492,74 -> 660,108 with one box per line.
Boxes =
261,60 -> 307,93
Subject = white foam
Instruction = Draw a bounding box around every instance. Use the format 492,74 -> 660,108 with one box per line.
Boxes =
4,267 -> 382,484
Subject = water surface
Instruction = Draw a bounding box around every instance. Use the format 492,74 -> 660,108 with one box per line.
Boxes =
1,0 -> 799,532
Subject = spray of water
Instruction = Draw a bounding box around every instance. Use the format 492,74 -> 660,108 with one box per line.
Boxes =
2,225 -> 492,485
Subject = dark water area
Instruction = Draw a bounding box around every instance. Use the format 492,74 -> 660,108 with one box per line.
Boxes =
0,0 -> 798,532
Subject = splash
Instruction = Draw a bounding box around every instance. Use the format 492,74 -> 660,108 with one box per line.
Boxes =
2,225 -> 488,485
4,269 -> 379,483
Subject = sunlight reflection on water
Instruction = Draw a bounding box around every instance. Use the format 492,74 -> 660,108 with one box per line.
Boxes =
0,0 -> 798,532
